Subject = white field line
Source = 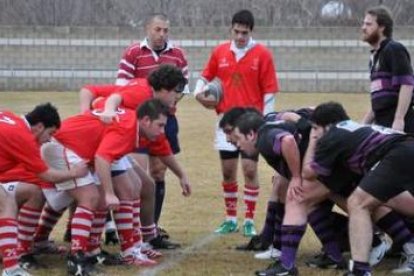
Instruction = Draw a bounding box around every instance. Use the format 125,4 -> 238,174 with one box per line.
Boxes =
139,233 -> 219,276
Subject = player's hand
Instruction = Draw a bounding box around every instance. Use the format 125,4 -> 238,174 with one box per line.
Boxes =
180,176 -> 192,197
287,177 -> 303,201
392,118 -> 405,132
70,161 -> 89,178
105,193 -> 120,211
98,110 -> 119,124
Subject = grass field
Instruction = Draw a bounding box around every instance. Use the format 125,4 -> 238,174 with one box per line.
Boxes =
0,92 -> 397,275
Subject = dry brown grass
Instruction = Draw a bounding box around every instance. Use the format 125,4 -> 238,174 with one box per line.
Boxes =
0,92 -> 396,275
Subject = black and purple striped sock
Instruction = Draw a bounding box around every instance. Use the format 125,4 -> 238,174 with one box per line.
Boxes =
351,260 -> 371,274
376,211 -> 414,248
259,201 -> 278,245
308,207 -> 343,262
272,202 -> 285,250
280,224 -> 306,269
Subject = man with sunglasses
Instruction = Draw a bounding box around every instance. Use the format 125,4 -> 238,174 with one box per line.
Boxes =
194,9 -> 279,237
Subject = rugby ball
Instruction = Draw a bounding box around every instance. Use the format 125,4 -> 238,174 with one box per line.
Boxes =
196,78 -> 223,109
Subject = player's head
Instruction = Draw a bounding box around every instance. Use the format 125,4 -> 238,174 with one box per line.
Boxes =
362,6 -> 393,44
311,102 -> 349,128
231,9 -> 254,48
25,102 -> 61,144
233,111 -> 264,155
148,64 -> 187,108
145,13 -> 170,50
137,99 -> 169,141
220,107 -> 260,145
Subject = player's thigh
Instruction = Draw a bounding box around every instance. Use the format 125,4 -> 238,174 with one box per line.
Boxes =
16,182 -> 45,208
385,191 -> 414,217
149,156 -> 167,180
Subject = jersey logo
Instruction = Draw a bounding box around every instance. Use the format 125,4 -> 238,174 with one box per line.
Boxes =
0,113 -> 16,125
218,57 -> 229,68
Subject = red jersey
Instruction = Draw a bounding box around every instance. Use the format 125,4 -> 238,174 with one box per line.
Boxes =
84,79 -> 173,156
201,42 -> 279,114
0,111 -> 48,175
85,78 -> 153,110
54,109 -> 137,163
0,164 -> 51,188
116,40 -> 188,84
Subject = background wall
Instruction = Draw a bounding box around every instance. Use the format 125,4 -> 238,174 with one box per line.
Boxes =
0,0 -> 413,92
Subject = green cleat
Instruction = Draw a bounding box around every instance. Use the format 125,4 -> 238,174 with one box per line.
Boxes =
214,220 -> 238,234
243,221 -> 257,237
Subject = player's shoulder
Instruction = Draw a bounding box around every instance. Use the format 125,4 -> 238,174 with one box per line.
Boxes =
252,43 -> 273,56
124,42 -> 145,55
384,39 -> 408,53
213,41 -> 231,52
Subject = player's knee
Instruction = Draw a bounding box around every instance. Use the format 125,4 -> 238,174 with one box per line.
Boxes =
347,191 -> 369,212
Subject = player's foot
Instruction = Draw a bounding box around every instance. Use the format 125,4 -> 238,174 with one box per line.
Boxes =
368,235 -> 391,266
104,230 -> 119,245
19,254 -> 47,270
87,250 -> 123,266
139,243 -> 163,259
121,250 -> 157,267
305,251 -> 346,269
67,251 -> 100,276
235,234 -> 268,251
254,245 -> 281,260
214,220 -> 238,234
255,260 -> 298,276
149,235 -> 181,250
391,253 -> 414,274
157,226 -> 170,240
2,265 -> 32,276
243,220 -> 257,237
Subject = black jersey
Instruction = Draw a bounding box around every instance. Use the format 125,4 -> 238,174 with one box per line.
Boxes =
370,39 -> 414,113
256,118 -> 311,179
312,120 -> 407,177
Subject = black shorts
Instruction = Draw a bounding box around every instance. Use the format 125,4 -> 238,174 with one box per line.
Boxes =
165,114 -> 180,154
359,140 -> 414,202
219,150 -> 259,162
318,165 -> 361,198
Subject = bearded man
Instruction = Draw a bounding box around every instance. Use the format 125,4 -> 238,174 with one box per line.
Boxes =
361,6 -> 414,133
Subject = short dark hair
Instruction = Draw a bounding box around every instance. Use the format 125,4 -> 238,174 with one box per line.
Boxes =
148,64 -> 187,93
232,9 -> 254,31
25,102 -> 61,129
145,13 -> 169,28
366,6 -> 393,38
137,99 -> 169,121
235,111 -> 264,135
311,102 -> 350,127
219,107 -> 261,129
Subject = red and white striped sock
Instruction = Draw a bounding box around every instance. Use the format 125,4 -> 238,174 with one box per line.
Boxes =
114,201 -> 134,253
222,182 -> 238,221
0,218 -> 19,269
71,206 -> 93,253
88,210 -> 106,253
132,200 -> 142,246
17,205 -> 42,256
141,224 -> 157,242
243,184 -> 259,221
34,204 -> 64,243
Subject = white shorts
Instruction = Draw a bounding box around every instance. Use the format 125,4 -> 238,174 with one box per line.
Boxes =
0,181 -> 19,198
111,156 -> 132,171
42,188 -> 74,212
214,115 -> 237,152
41,139 -> 95,191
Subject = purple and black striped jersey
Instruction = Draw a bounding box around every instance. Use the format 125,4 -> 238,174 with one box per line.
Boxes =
312,120 -> 407,177
370,39 -> 414,113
